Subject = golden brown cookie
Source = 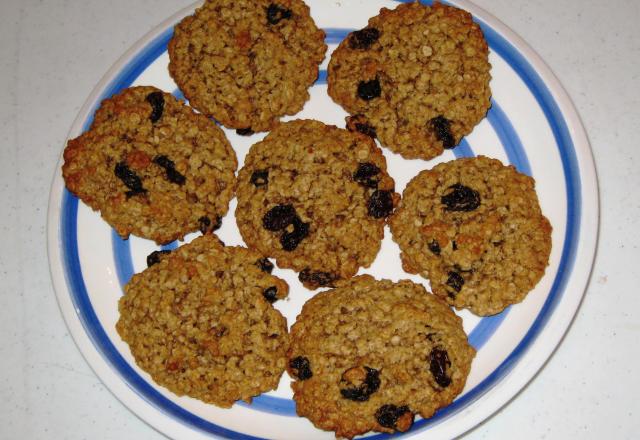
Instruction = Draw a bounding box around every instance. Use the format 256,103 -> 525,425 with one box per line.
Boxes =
235,119 -> 399,289
62,86 -> 237,244
287,276 -> 475,439
390,156 -> 552,316
328,2 -> 492,160
116,235 -> 290,408
168,0 -> 327,132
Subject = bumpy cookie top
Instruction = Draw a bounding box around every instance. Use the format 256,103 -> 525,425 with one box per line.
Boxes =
235,119 -> 399,289
287,276 -> 475,439
116,235 -> 290,408
390,156 -> 552,316
168,0 -> 327,132
328,2 -> 491,160
62,86 -> 237,244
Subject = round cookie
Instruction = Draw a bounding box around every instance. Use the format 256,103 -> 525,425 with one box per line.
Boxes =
390,156 -> 552,316
62,86 -> 237,244
116,235 -> 290,408
328,2 -> 492,160
287,276 -> 475,439
235,119 -> 399,289
168,0 -> 327,132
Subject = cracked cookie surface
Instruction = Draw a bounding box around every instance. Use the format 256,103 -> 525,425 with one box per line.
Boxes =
62,86 -> 237,244
168,0 -> 327,132
116,235 -> 290,407
328,2 -> 491,160
235,119 -> 399,289
287,276 -> 474,439
390,156 -> 552,316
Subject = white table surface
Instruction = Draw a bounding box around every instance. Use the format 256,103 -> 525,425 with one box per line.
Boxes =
1,0 -> 638,438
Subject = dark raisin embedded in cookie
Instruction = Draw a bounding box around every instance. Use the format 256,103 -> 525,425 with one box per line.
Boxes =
430,115 -> 456,149
145,91 -> 165,123
346,115 -> 377,138
263,204 -> 298,231
262,286 -> 278,303
446,271 -> 465,295
441,184 -> 481,212
298,268 -> 336,287
429,347 -> 452,388
236,128 -> 254,136
368,190 -> 394,218
428,240 -> 441,255
280,218 -> 310,251
354,162 -> 381,189
375,404 -> 413,431
266,3 -> 292,25
257,258 -> 274,273
199,215 -> 221,234
340,366 -> 381,402
290,356 -> 312,380
153,155 -> 186,185
146,249 -> 172,267
357,79 -> 382,101
250,169 -> 269,187
349,28 -> 380,49
114,161 -> 146,198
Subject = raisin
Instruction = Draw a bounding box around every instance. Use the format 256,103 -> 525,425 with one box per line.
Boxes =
146,91 -> 164,123
266,3 -> 292,25
262,204 -> 297,231
368,190 -> 394,218
114,161 -> 146,197
212,215 -> 222,231
298,268 -> 336,287
262,286 -> 278,303
280,217 -> 309,251
257,258 -> 274,273
347,115 -> 377,138
250,169 -> 269,187
357,79 -> 381,101
355,122 -> 377,138
236,128 -> 254,136
349,28 -> 380,49
446,271 -> 464,295
430,115 -> 455,149
452,240 -> 458,251
353,162 -> 380,188
441,184 -> 481,212
146,249 -> 171,267
198,216 -> 211,234
375,405 -> 410,429
340,367 -> 381,402
153,155 -> 186,185
428,240 -> 441,255
429,348 -> 452,388
289,356 -> 312,380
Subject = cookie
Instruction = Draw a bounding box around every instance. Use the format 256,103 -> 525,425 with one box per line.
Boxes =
287,276 -> 475,439
62,86 -> 237,244
390,156 -> 552,316
116,235 -> 290,408
328,2 -> 492,160
235,119 -> 399,289
168,0 -> 327,132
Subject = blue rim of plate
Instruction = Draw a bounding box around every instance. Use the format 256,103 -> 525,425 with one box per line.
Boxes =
58,4 -> 581,439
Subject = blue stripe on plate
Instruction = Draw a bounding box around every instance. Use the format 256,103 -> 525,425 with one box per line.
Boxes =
61,3 -> 583,435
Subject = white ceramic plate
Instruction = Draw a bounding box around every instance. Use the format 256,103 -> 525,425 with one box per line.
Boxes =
47,1 -> 598,438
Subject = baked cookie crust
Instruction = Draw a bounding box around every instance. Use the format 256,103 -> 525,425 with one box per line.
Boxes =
328,2 -> 492,160
390,156 -> 552,316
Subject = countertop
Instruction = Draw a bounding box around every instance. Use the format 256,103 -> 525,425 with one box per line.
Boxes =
1,0 -> 638,438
